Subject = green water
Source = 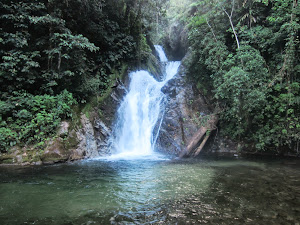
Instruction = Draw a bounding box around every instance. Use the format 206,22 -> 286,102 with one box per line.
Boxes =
0,156 -> 299,224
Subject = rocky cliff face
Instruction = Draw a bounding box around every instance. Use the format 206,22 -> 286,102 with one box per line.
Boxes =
0,81 -> 126,165
156,56 -> 212,156
164,21 -> 188,61
55,82 -> 126,163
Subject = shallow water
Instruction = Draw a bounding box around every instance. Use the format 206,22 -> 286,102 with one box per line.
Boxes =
0,156 -> 299,224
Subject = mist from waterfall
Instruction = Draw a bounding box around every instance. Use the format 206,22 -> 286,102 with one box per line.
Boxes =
110,45 -> 180,159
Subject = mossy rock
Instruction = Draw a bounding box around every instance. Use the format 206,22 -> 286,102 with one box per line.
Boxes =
41,138 -> 70,164
0,154 -> 15,164
2,159 -> 14,164
17,148 -> 43,164
32,153 -> 42,163
63,131 -> 79,149
22,156 -> 30,163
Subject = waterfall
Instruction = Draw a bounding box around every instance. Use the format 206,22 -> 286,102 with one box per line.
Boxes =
154,45 -> 168,62
110,45 -> 180,159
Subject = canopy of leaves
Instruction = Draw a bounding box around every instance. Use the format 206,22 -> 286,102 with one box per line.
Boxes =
0,0 -> 162,152
182,0 -> 299,154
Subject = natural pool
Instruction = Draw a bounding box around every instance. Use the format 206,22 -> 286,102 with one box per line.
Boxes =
0,156 -> 299,224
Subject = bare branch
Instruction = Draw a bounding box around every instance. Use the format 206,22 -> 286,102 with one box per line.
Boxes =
222,0 -> 240,49
206,18 -> 218,42
231,0 -> 235,17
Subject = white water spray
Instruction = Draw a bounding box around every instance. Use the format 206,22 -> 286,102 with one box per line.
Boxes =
110,46 -> 180,159
154,45 -> 168,62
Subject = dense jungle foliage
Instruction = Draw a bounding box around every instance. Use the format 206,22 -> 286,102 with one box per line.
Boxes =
1,0 -> 299,155
177,0 -> 299,154
0,0 -> 167,152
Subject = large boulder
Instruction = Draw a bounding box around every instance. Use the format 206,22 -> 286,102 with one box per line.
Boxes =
41,138 -> 70,164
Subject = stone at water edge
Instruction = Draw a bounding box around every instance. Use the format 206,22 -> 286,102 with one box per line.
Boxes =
41,138 -> 70,164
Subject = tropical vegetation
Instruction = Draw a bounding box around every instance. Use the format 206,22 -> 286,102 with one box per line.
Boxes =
1,0 -> 299,155
179,0 -> 299,154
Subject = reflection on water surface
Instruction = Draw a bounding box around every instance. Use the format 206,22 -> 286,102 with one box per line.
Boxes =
0,157 -> 299,224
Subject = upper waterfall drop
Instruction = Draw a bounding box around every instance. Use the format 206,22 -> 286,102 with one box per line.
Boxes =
110,45 -> 180,159
154,45 -> 168,63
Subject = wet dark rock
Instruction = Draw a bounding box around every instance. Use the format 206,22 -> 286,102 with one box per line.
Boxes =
56,86 -> 122,161
163,22 -> 188,61
94,119 -> 111,138
156,60 -> 212,156
94,119 -> 112,155
157,51 -> 240,156
76,114 -> 99,158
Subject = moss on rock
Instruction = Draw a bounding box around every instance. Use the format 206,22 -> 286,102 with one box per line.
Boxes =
0,155 -> 15,164
41,138 -> 70,164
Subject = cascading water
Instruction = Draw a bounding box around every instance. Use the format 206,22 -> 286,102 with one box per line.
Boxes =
110,45 -> 180,159
154,45 -> 168,62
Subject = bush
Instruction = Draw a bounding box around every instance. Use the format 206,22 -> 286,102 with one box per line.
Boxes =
0,90 -> 76,152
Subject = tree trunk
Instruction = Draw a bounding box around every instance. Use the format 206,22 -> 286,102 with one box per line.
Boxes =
206,18 -> 217,43
57,51 -> 61,70
193,134 -> 210,156
228,16 -> 240,49
223,0 -> 240,49
180,115 -> 218,157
